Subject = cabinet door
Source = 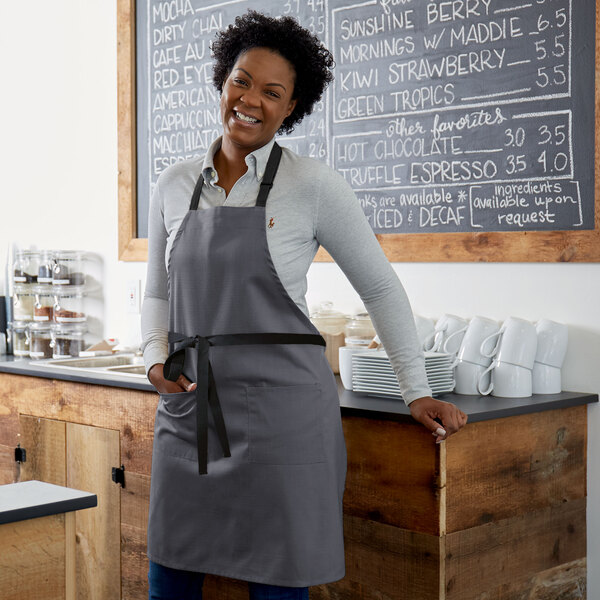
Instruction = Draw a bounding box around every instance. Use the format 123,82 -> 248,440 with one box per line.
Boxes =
19,415 -> 121,599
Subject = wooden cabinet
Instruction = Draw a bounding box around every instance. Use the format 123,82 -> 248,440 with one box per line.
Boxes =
16,416 -> 121,599
0,372 -> 591,599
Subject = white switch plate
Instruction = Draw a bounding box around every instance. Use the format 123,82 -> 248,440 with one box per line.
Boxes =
126,279 -> 141,314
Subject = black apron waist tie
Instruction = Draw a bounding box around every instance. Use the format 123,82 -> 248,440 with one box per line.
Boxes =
163,331 -> 326,475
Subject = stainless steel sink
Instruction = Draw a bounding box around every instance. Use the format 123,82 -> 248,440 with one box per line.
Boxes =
31,354 -> 147,379
43,355 -> 141,368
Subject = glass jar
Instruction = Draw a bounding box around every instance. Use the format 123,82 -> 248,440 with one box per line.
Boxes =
12,284 -> 35,321
13,250 -> 39,284
53,286 -> 86,323
310,301 -> 347,374
33,285 -> 54,322
29,322 -> 53,359
53,250 -> 86,286
345,312 -> 376,348
51,323 -> 87,358
37,250 -> 56,285
8,321 -> 30,357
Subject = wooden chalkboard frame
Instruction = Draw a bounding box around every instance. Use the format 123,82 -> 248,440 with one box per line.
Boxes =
117,0 -> 600,262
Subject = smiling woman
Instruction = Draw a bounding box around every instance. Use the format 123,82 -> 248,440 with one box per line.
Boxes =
141,9 -> 466,600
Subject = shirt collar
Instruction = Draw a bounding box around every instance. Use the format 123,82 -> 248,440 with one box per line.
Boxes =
201,136 -> 276,187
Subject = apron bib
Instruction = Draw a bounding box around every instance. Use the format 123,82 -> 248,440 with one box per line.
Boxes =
147,144 -> 347,587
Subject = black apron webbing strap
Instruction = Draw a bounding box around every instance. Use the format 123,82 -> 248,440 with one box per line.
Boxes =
164,330 -> 326,475
256,143 -> 282,207
189,173 -> 204,211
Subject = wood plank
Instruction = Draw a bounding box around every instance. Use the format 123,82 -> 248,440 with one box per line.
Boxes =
65,511 -> 76,600
67,422 -> 121,600
0,513 -> 65,600
0,373 -> 155,475
19,414 -> 66,485
445,406 -> 586,532
121,472 -> 151,599
0,443 -> 16,484
475,558 -> 587,600
312,514 -> 440,600
445,498 -> 586,600
343,416 -> 442,534
121,523 -> 150,600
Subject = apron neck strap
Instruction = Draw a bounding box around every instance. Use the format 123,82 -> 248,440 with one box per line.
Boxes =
255,142 -> 282,207
189,142 -> 282,211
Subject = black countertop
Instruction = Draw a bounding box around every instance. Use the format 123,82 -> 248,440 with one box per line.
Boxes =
0,355 -> 596,423
0,480 -> 97,525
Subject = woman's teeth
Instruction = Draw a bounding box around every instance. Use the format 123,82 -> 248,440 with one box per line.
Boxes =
235,111 -> 259,123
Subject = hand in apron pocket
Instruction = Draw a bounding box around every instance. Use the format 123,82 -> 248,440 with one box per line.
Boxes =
155,391 -> 198,461
247,383 -> 325,465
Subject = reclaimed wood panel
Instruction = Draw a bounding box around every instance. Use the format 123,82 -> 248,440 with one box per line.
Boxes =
121,472 -> 151,600
472,558 -> 587,600
342,416 -> 442,535
19,414 -> 66,485
313,514 -> 440,600
0,373 -> 155,476
445,406 -> 586,532
445,498 -> 586,600
0,443 -> 16,484
0,514 -> 65,600
67,422 -> 121,600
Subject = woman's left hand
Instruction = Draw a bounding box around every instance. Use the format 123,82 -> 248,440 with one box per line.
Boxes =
408,396 -> 468,443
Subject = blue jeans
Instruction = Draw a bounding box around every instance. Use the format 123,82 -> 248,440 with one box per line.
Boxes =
148,561 -> 309,599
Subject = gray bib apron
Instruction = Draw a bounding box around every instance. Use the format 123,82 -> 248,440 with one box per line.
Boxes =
147,143 -> 347,587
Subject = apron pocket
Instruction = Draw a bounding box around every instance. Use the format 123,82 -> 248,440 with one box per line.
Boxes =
155,390 -> 197,461
247,383 -> 325,465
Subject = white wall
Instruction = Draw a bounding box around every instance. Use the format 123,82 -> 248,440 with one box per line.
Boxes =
1,1 -> 598,591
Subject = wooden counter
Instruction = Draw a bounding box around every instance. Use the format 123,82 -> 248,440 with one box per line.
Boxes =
0,365 -> 595,599
0,481 -> 97,600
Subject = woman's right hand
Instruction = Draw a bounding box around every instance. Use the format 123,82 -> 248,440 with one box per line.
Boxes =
148,363 -> 197,394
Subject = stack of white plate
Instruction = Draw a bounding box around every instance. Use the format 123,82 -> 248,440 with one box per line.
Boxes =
352,350 -> 455,399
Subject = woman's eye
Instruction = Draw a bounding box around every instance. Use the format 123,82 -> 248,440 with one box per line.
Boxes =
266,90 -> 280,98
233,78 -> 247,86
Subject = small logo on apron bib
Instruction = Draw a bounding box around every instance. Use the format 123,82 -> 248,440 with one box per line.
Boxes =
268,217 -> 275,229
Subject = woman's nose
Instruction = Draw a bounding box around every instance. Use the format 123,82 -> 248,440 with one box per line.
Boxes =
240,89 -> 260,106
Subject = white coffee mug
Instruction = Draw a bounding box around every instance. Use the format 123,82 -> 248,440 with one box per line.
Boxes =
532,362 -> 562,394
455,359 -> 490,395
535,319 -> 568,368
478,360 -> 532,397
480,317 -> 537,369
456,316 -> 499,367
425,314 -> 468,353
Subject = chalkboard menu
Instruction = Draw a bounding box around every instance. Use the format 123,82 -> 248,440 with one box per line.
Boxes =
135,0 -> 595,239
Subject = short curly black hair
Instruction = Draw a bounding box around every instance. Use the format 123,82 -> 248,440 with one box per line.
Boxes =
211,10 -> 334,134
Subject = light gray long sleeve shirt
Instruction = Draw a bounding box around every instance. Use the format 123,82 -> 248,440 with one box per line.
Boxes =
141,136 -> 431,404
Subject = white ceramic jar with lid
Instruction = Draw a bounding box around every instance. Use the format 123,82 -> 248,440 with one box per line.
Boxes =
310,301 -> 347,374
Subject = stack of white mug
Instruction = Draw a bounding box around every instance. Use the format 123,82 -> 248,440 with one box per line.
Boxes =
417,314 -> 568,398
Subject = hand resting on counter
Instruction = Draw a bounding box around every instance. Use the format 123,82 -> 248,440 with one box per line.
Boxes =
409,396 -> 468,443
148,363 -> 197,394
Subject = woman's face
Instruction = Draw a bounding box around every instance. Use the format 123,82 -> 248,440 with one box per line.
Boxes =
220,47 -> 297,154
